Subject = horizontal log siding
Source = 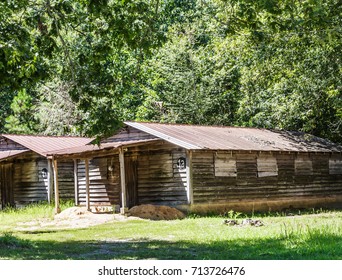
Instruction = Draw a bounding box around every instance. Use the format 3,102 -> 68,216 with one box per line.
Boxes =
135,143 -> 187,206
13,157 -> 48,206
77,157 -> 120,206
192,151 -> 342,205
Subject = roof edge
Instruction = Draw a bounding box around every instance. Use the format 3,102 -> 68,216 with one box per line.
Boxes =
124,121 -> 201,149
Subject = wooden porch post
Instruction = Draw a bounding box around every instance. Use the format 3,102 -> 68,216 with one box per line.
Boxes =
47,159 -> 53,204
186,150 -> 194,205
74,159 -> 79,206
52,158 -> 61,214
119,147 -> 128,214
85,158 -> 90,211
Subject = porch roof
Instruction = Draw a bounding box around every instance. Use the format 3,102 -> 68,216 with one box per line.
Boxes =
0,134 -> 93,157
46,138 -> 161,159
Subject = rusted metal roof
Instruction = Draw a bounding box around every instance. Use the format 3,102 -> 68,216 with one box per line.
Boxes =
124,122 -> 342,152
1,135 -> 93,157
0,149 -> 30,161
47,138 -> 161,158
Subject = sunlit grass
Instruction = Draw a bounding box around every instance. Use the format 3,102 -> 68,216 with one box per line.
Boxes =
0,200 -> 74,228
1,204 -> 342,260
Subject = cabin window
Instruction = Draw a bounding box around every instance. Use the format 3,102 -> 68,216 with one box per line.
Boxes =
257,155 -> 278,177
215,155 -> 237,177
329,159 -> 342,175
295,156 -> 313,175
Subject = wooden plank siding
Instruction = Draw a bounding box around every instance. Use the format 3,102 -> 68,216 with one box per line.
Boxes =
57,160 -> 75,200
0,152 -> 76,207
192,151 -> 342,210
77,157 -> 121,206
0,163 -> 14,208
132,142 -> 188,206
13,157 -> 49,206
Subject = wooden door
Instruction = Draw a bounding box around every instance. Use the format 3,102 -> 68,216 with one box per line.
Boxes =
125,156 -> 138,208
0,163 -> 14,209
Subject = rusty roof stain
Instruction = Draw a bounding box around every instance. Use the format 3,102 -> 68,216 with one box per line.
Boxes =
124,122 -> 342,152
0,135 -> 93,157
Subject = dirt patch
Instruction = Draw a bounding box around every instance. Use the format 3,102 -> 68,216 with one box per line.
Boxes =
14,205 -> 185,231
127,204 -> 186,220
15,207 -> 140,231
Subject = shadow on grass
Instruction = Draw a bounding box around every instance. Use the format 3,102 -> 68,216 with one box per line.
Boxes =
1,232 -> 341,260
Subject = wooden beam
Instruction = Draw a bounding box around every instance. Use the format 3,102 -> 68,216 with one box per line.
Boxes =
85,158 -> 90,211
74,159 -> 79,206
47,159 -> 53,204
119,147 -> 128,214
186,150 -> 194,205
52,159 -> 60,214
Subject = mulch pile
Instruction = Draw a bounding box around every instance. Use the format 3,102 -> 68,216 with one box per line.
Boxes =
127,204 -> 186,220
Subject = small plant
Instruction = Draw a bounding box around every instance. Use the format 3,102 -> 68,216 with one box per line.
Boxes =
226,210 -> 242,220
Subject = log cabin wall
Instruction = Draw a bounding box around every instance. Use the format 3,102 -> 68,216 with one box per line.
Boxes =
0,154 -> 77,208
128,142 -> 188,206
12,153 -> 49,207
77,156 -> 121,207
191,150 -> 342,212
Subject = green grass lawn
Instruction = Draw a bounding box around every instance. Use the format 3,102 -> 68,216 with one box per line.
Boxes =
1,203 -> 342,260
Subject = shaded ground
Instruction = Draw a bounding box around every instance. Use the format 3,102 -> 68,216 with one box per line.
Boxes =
2,231 -> 342,260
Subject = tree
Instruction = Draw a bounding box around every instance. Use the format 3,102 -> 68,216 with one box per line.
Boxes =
218,0 -> 342,142
35,79 -> 87,136
136,1 -> 241,125
1,0 -> 341,144
5,89 -> 38,134
0,0 -> 167,137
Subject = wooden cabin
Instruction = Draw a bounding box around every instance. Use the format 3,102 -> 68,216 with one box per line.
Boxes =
48,122 -> 342,213
0,135 -> 91,209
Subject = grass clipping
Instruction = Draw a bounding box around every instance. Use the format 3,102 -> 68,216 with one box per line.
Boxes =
127,204 -> 186,220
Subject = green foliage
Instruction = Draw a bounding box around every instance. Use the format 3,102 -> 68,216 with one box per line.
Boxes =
35,79 -> 86,136
5,89 -> 38,134
228,0 -> 342,142
137,1 -> 241,125
0,0 -> 340,143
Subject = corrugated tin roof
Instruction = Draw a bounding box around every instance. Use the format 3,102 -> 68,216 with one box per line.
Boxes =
47,139 -> 160,158
124,122 -> 342,152
0,149 -> 30,161
1,135 -> 93,157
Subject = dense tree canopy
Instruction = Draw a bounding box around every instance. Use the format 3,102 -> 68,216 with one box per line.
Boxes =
0,0 -> 341,143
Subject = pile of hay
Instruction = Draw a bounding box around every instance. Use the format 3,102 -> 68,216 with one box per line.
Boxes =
127,204 -> 186,220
